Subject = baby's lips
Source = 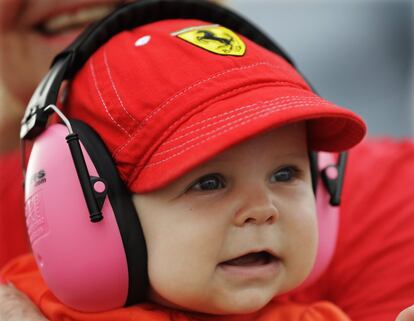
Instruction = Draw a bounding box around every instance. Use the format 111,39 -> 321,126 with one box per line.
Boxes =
219,249 -> 280,266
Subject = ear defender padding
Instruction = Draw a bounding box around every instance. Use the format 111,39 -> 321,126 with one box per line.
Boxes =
24,121 -> 147,311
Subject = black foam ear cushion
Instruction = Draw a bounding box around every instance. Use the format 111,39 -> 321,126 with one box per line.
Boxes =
309,151 -> 319,194
70,119 -> 148,305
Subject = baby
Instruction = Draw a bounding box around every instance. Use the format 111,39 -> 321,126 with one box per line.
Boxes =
134,122 -> 316,315
1,16 -> 366,321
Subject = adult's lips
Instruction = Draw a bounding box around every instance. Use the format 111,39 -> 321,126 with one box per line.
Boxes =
33,2 -> 123,37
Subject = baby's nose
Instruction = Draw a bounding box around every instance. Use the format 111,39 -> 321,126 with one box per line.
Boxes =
233,188 -> 279,226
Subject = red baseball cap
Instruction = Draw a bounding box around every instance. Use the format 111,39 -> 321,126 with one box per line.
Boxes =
65,19 -> 366,193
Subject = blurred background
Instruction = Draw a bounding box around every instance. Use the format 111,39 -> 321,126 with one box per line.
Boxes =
226,0 -> 414,137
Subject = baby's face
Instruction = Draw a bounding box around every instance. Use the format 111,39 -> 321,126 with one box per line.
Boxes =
133,123 -> 317,315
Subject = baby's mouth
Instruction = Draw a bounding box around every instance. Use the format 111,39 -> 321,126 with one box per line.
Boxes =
218,251 -> 280,279
220,251 -> 278,267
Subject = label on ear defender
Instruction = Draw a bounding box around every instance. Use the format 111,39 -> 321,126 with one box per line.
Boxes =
26,191 -> 49,245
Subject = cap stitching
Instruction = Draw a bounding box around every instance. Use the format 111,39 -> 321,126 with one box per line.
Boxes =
175,95 -> 320,134
103,49 -> 138,124
171,96 -> 323,139
153,100 -> 331,157
113,61 -> 295,157
159,97 -> 324,149
139,103 -> 329,171
141,61 -> 290,128
89,57 -> 131,138
168,89 -> 310,138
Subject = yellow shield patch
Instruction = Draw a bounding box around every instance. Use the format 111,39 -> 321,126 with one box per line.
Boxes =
174,24 -> 246,56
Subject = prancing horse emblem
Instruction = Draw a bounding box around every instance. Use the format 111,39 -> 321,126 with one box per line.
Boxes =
174,25 -> 246,56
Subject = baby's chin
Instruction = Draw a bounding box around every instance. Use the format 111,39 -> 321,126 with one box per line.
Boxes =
207,290 -> 278,315
147,286 -> 278,316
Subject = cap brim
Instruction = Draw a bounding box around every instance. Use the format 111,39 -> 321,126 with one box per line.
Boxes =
131,86 -> 366,192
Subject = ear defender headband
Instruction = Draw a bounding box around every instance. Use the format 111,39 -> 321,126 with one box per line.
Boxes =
20,0 -> 347,312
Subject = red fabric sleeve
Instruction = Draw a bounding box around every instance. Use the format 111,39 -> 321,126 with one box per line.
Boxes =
1,254 -> 349,321
0,149 -> 30,268
294,138 -> 414,321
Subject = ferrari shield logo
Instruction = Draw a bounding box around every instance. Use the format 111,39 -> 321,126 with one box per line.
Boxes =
174,24 -> 246,56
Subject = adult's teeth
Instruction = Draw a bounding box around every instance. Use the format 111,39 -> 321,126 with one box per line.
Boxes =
42,4 -> 116,34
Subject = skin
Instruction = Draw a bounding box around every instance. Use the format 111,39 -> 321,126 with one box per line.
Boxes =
397,306 -> 414,321
134,123 -> 318,315
0,284 -> 46,321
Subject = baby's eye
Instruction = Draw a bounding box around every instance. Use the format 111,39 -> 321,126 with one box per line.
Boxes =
187,174 -> 226,192
270,166 -> 300,183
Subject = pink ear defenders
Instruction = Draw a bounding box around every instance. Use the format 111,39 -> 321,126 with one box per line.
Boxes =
20,0 -> 346,312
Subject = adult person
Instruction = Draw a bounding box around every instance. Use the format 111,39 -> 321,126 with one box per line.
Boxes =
0,2 -> 128,317
1,1 -> 414,321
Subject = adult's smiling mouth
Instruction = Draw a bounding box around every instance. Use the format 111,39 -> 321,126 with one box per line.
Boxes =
33,3 -> 121,37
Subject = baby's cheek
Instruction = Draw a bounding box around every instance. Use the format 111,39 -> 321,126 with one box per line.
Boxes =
295,208 -> 318,278
146,250 -> 183,306
281,201 -> 318,285
145,242 -> 199,306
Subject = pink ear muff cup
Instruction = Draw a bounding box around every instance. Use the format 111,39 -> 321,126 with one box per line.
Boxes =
25,124 -> 129,311
298,151 -> 340,290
